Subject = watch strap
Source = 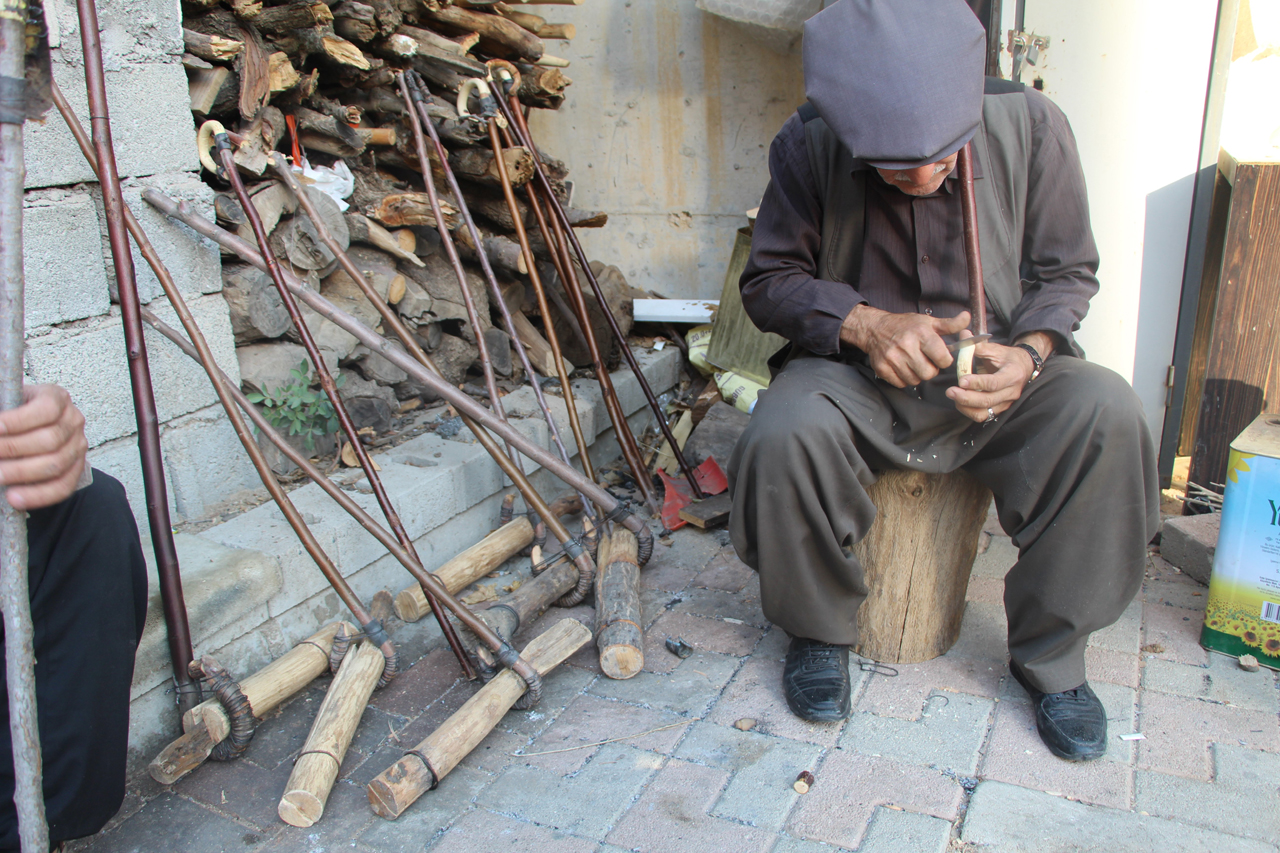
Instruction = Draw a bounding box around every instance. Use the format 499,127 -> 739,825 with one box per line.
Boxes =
1013,343 -> 1044,381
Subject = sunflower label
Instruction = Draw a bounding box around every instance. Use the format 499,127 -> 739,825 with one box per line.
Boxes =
1201,414 -> 1280,669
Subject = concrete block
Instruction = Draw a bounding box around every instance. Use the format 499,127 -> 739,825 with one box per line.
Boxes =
588,650 -> 740,716
963,781 -> 1274,853
24,293 -> 237,448
86,435 -> 177,531
839,690 -> 995,775
160,405 -> 265,522
1160,512 -> 1219,585
1136,744 -> 1280,844
1141,654 -> 1279,713
25,60 -> 195,189
131,533 -> 282,697
42,0 -> 183,68
121,172 -> 224,305
21,188 -> 112,329
858,807 -> 952,853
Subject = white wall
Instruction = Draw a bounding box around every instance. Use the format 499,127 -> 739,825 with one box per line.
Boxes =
528,1 -> 805,300
1019,0 -> 1220,436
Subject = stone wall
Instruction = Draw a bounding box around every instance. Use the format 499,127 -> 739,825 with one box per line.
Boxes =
23,0 -> 262,525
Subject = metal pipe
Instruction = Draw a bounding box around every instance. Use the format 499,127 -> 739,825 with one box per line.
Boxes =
403,72 -> 597,521
75,0 -> 199,714
496,88 -> 703,500
266,150 -> 595,606
264,153 -> 475,678
0,8 -> 51,848
141,190 -> 655,569
956,141 -> 987,337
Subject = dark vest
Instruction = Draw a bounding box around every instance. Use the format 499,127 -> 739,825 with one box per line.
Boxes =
799,77 -> 1031,327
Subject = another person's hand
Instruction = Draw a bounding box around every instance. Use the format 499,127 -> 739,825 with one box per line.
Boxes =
946,332 -> 1048,422
840,306 -> 970,388
0,384 -> 89,511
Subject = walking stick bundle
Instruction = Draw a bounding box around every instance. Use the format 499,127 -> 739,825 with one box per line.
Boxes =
149,623 -> 348,784
366,617 -> 590,820
0,6 -> 51,847
595,528 -> 643,679
463,556 -> 580,676
278,632 -> 384,827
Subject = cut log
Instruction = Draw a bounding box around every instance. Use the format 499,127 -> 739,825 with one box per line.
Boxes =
278,637 -> 384,827
238,25 -> 271,121
393,516 -> 535,621
188,66 -> 236,117
346,213 -> 425,267
399,253 -> 489,330
517,65 -> 571,109
323,245 -> 400,302
534,54 -> 569,67
294,106 -> 366,159
222,262 -> 292,343
335,15 -> 379,44
149,623 -> 346,785
397,24 -> 479,57
366,618 -> 591,819
853,469 -> 992,664
535,23 -> 575,40
509,309 -> 572,378
369,192 -> 460,230
596,529 -> 643,679
467,558 -> 578,670
449,146 -> 535,189
252,0 -> 333,36
268,52 -> 300,93
421,4 -> 544,61
232,105 -> 286,175
183,28 -> 243,63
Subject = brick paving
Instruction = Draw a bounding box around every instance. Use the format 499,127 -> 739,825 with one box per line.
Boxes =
71,522 -> 1280,852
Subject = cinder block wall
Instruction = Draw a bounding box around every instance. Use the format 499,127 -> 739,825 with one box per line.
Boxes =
22,0 -> 262,526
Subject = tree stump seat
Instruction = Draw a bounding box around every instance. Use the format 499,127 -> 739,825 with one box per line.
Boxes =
853,468 -> 992,664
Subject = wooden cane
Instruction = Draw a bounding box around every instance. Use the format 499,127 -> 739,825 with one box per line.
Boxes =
0,8 -> 52,848
955,141 -> 985,380
596,528 -> 643,679
366,617 -> 590,819
467,557 -> 580,672
149,622 -> 347,784
279,636 -> 385,827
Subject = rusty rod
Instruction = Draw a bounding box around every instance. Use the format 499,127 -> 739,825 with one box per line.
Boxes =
956,141 -> 987,337
76,0 -> 199,714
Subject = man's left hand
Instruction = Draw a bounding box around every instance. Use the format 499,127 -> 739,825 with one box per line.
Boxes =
945,335 -> 1042,423
0,384 -> 89,511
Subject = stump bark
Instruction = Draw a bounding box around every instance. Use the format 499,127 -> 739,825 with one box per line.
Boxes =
853,469 -> 992,664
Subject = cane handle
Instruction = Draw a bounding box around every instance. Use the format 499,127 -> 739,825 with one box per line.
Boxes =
485,59 -> 521,94
456,78 -> 491,119
197,120 -> 227,176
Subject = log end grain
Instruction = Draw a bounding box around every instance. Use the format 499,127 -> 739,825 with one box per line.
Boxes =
366,756 -> 431,820
278,788 -> 324,827
599,644 -> 643,680
394,586 -> 428,622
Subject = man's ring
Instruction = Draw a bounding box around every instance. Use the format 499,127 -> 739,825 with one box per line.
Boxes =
984,407 -> 996,424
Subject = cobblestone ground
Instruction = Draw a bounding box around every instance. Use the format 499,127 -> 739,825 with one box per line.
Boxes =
72,519 -> 1280,853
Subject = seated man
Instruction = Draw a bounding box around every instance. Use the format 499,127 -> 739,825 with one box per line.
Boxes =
729,0 -> 1160,761
0,384 -> 147,849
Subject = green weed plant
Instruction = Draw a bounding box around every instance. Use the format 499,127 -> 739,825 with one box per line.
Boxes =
246,360 -> 343,452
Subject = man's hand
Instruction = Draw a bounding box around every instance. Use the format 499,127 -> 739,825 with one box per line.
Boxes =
840,305 -> 971,388
946,332 -> 1051,422
0,385 -> 89,511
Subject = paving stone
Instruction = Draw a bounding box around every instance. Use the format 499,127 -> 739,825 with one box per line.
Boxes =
358,766 -> 491,852
858,807 -> 952,853
639,586 -> 680,630
643,610 -> 764,673
947,601 -> 1008,661
1135,743 -> 1280,844
605,758 -> 774,852
175,750 -> 295,831
517,694 -> 691,775
706,629 -> 853,747
426,808 -> 597,852
641,528 -> 722,592
1159,512 -> 1219,585
979,691 -> 1136,809
1142,600 -> 1209,666
498,664 -> 597,738
1137,691 -> 1279,781
457,727 -> 534,776
840,689 -> 994,774
673,720 -> 823,830
667,586 -> 769,628
588,651 -> 741,717
477,744 -> 659,840
337,705 -> 411,779
241,684 -> 331,770
1141,654 -> 1279,712
962,781 -> 1275,853
79,793 -> 272,852
691,550 -> 757,592
1089,594 -> 1144,656
258,780 -> 376,852
964,575 -> 1004,605
770,837 -> 846,853
970,535 -> 1017,579
1086,646 -> 1141,688
785,752 -> 963,849
855,655 -> 1004,720
1144,556 -> 1210,610
367,646 -> 467,718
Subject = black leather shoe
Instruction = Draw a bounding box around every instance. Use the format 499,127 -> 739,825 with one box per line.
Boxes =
1010,662 -> 1108,761
783,636 -> 851,722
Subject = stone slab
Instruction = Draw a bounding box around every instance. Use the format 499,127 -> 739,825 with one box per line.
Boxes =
1160,512 -> 1219,585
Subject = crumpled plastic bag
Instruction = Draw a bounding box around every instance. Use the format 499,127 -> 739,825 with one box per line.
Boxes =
291,158 -> 355,212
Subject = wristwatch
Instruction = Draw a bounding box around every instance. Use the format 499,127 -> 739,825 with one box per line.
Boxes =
1013,343 -> 1044,382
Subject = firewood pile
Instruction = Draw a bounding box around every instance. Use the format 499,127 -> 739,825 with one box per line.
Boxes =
184,0 -> 636,451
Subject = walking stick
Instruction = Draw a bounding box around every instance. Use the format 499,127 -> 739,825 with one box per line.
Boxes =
399,74 -> 599,525
75,0 -> 200,716
954,141 -> 989,380
141,190 -> 657,572
0,8 -> 50,849
492,73 -> 705,501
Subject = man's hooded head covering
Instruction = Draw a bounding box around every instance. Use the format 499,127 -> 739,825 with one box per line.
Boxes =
803,0 -> 987,169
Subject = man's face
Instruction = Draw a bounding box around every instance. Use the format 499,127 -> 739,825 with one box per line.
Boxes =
875,152 -> 960,196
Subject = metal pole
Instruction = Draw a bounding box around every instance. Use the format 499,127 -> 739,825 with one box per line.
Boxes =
75,0 -> 198,714
0,6 -> 51,849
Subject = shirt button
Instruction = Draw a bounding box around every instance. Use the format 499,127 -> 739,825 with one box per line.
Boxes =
924,308 -> 934,315
921,255 -> 930,263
